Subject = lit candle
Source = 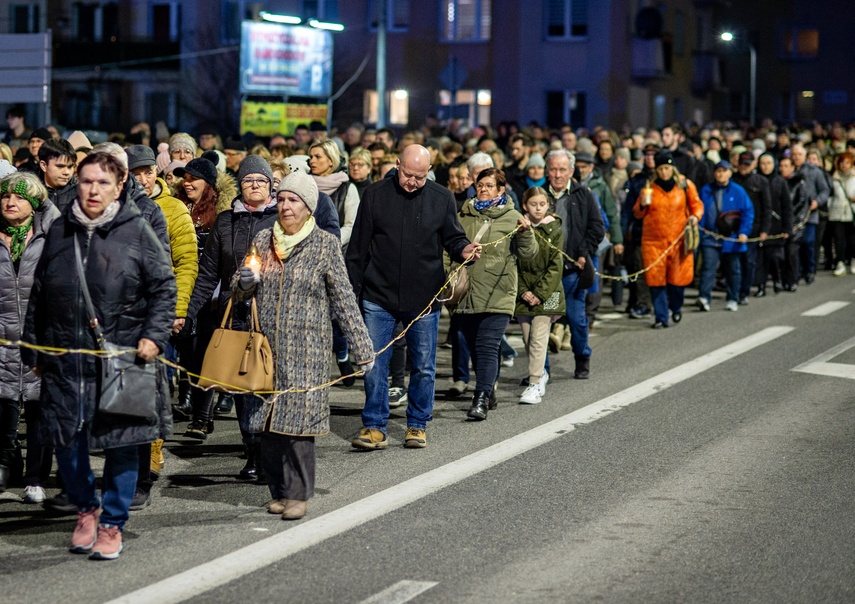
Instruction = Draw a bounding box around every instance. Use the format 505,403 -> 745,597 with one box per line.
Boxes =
641,185 -> 653,206
245,243 -> 261,269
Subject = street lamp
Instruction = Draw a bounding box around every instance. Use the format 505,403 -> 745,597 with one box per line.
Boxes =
720,31 -> 757,126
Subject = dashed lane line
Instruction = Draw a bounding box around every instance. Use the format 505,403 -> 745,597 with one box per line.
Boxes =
801,301 -> 851,316
107,326 -> 794,604
792,335 -> 855,381
358,581 -> 439,604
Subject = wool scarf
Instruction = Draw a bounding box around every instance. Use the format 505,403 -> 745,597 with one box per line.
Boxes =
72,198 -> 121,233
473,193 -> 508,212
1,217 -> 32,262
273,216 -> 315,260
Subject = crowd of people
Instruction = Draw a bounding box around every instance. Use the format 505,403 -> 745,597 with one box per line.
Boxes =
2,106 -> 855,559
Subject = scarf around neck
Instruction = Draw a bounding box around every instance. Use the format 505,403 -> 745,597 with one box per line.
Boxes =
273,215 -> 315,260
312,171 -> 349,195
473,193 -> 508,212
72,198 -> 121,233
1,216 -> 33,262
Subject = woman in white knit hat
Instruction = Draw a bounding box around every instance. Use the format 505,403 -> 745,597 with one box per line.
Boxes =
233,170 -> 374,520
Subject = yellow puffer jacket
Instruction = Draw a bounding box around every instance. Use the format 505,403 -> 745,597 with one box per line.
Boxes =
152,178 -> 198,317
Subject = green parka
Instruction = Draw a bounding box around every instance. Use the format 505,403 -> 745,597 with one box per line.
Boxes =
514,214 -> 566,316
453,198 -> 538,315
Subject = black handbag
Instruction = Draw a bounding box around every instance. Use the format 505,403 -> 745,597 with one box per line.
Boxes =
74,237 -> 158,420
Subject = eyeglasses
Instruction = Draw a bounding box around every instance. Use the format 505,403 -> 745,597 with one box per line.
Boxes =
241,178 -> 269,188
349,162 -> 368,168
475,182 -> 497,190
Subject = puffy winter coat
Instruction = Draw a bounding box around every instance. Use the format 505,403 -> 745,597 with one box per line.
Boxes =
232,225 -> 374,436
633,177 -> 704,287
454,198 -> 538,315
829,170 -> 855,223
0,201 -> 60,402
699,180 -> 755,254
22,198 -> 176,450
581,169 -> 622,245
514,214 -> 566,317
151,177 -> 198,317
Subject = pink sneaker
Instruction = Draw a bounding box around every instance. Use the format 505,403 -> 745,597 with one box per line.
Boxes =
70,508 -> 101,553
89,524 -> 123,560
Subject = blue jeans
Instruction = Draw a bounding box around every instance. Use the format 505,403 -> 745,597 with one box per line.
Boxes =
740,241 -> 759,298
699,247 -> 742,302
459,313 -> 510,394
332,320 -> 348,362
650,285 -> 685,324
562,271 -> 591,358
362,300 -> 440,432
55,429 -> 138,529
799,222 -> 817,277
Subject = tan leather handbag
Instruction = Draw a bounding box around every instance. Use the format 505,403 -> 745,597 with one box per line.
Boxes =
197,297 -> 274,393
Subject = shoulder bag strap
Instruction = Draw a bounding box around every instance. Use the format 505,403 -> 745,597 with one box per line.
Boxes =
473,221 -> 491,244
73,235 -> 106,347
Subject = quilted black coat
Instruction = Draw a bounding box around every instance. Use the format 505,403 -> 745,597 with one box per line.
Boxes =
22,197 -> 176,450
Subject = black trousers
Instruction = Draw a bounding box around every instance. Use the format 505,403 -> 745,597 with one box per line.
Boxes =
260,433 -> 315,501
0,398 -> 52,486
459,313 -> 510,395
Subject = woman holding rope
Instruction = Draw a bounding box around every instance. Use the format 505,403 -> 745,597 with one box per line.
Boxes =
633,150 -> 704,328
233,170 -> 374,521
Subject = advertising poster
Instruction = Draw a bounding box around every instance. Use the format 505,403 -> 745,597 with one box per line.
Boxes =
239,21 -> 332,97
240,102 -> 327,136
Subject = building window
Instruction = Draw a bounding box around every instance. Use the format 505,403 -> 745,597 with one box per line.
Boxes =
151,2 -> 180,43
73,2 -> 119,42
782,28 -> 819,58
440,0 -> 491,42
437,88 -> 490,127
546,0 -> 587,39
674,10 -> 685,56
363,89 -> 410,126
368,0 -> 409,33
10,3 -> 40,33
221,0 -> 251,45
545,90 -> 585,129
303,0 -> 338,21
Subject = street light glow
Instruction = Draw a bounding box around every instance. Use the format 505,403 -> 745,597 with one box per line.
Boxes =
394,89 -> 408,100
720,32 -> 734,42
308,19 -> 345,32
259,11 -> 301,25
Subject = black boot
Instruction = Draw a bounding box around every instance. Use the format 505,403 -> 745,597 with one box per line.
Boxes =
488,387 -> 498,410
214,393 -> 234,415
0,465 -> 8,493
467,391 -> 489,421
173,380 -> 193,419
574,355 -> 590,379
238,444 -> 258,480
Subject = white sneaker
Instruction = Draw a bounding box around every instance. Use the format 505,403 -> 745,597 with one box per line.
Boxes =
519,383 -> 542,404
538,372 -> 550,395
725,300 -> 738,312
501,356 -> 515,368
697,297 -> 710,312
833,261 -> 847,277
22,485 -> 46,504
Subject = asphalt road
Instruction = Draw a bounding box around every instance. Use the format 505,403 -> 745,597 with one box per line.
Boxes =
1,272 -> 854,604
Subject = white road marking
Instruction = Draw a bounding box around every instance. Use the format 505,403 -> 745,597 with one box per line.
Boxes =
107,326 -> 794,604
358,581 -> 439,604
801,301 -> 851,316
792,336 -> 855,381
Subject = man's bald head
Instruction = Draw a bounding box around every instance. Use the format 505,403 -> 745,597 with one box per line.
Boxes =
397,144 -> 431,193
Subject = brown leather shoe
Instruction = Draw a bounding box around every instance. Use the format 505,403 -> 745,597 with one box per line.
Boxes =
266,499 -> 287,514
281,500 -> 307,520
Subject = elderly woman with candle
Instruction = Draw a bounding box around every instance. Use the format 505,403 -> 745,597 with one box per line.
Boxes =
233,170 -> 374,520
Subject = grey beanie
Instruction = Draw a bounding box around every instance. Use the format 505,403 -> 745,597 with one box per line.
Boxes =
525,153 -> 545,169
615,147 -> 631,161
277,169 -> 318,213
237,154 -> 273,185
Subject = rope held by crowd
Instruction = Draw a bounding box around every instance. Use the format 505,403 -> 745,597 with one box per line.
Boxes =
0,213 -> 808,395
0,227 -> 523,398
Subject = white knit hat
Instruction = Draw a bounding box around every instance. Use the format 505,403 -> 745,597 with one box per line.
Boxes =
168,132 -> 197,156
277,169 -> 318,213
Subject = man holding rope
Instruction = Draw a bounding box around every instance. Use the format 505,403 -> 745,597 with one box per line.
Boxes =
347,145 -> 480,450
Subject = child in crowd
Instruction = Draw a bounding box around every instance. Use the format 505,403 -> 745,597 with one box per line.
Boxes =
514,187 -> 567,404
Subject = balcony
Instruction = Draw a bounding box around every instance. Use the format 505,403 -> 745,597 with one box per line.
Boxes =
53,39 -> 181,71
631,37 -> 666,80
691,51 -> 721,94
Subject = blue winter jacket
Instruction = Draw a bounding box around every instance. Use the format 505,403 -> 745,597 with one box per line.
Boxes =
699,180 -> 755,253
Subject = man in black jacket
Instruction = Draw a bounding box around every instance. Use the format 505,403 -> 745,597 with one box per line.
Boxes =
347,144 -> 479,450
546,149 -> 605,380
732,151 -> 772,301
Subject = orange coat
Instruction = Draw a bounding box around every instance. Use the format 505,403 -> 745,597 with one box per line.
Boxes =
633,178 -> 704,287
